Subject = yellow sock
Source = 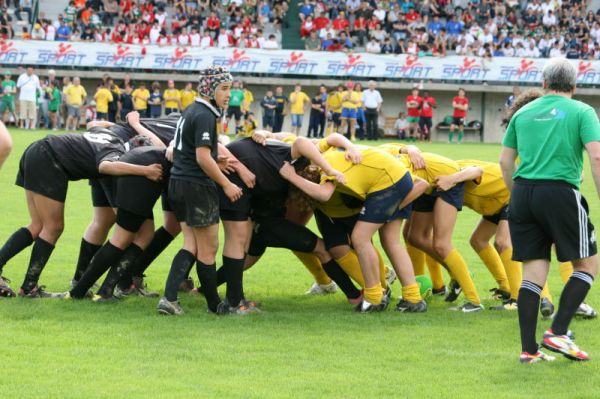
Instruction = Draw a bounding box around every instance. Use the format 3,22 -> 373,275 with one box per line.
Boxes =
541,283 -> 552,303
375,248 -> 388,289
292,251 -> 332,285
402,283 -> 422,304
499,248 -> 522,300
477,244 -> 510,292
364,283 -> 383,305
336,250 -> 365,288
443,249 -> 480,305
559,262 -> 573,284
425,255 -> 445,290
406,243 -> 425,276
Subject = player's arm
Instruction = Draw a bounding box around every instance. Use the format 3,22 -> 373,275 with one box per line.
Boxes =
398,176 -> 429,209
291,136 -> 346,184
585,141 -> 600,198
98,160 -> 163,182
217,143 -> 256,188
435,166 -> 483,191
398,144 -> 425,170
499,146 -> 518,191
320,132 -> 361,163
251,130 -> 294,144
196,146 -> 242,201
279,162 -> 335,202
126,111 -> 166,148
86,120 -> 115,129
0,121 -> 13,170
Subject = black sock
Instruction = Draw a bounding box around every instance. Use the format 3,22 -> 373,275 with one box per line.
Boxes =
322,259 -> 361,299
216,265 -> 226,287
164,249 -> 196,302
70,242 -> 123,298
0,227 -> 34,274
20,238 -> 55,293
118,227 -> 175,289
196,261 -> 220,313
552,271 -> 594,335
518,280 -> 542,354
73,239 -> 102,282
223,256 -> 244,307
97,244 -> 143,297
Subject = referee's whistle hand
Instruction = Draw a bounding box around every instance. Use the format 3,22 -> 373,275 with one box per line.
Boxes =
145,164 -> 163,182
224,182 -> 243,202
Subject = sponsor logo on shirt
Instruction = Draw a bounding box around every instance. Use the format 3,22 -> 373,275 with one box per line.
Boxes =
202,132 -> 210,141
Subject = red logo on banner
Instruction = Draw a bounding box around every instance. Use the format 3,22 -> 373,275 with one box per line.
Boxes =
227,49 -> 251,66
516,58 -> 538,75
171,47 -> 191,64
286,51 -> 307,67
54,43 -> 77,59
343,54 -> 364,71
0,40 -> 17,55
577,60 -> 594,76
113,45 -> 135,61
401,55 -> 423,71
458,57 -> 479,73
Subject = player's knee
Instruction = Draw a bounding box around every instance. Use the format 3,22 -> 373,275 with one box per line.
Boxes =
43,223 -> 64,241
494,239 -> 510,254
328,245 -> 349,260
26,223 -> 42,239
469,235 -> 487,252
162,213 -> 180,236
432,241 -> 451,259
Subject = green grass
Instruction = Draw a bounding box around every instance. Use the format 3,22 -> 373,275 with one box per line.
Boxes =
1,129 -> 599,398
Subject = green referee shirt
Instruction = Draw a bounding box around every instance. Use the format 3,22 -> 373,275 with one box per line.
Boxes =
503,95 -> 600,189
229,89 -> 244,107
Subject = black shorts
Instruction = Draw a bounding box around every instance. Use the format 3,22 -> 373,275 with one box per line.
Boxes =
509,179 -> 597,262
115,175 -> 163,219
314,209 -> 358,250
359,172 -> 413,224
218,173 -> 251,221
169,179 -> 219,227
332,112 -> 341,127
413,183 -> 465,212
452,117 -> 465,126
247,217 -> 318,257
96,112 -> 108,120
116,208 -> 148,233
16,140 -> 69,203
89,178 -> 115,208
227,106 -> 242,121
165,108 -> 179,115
262,114 -> 274,128
419,116 -> 433,131
161,192 -> 173,212
482,205 -> 509,225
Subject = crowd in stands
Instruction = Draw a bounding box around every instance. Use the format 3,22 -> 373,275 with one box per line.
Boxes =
0,0 -> 284,49
299,0 -> 600,60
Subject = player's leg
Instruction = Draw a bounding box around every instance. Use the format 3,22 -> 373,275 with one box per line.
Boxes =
221,219 -> 250,308
457,122 -> 465,143
192,223 -> 221,313
470,218 -> 510,298
448,123 -> 455,143
348,117 -> 356,141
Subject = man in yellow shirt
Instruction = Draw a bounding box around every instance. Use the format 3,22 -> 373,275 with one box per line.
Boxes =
241,81 -> 254,119
289,83 -> 310,136
326,84 -> 343,134
339,81 -> 361,141
163,80 -> 181,115
64,77 -> 87,131
132,82 -> 150,117
179,82 -> 196,110
94,82 -> 113,121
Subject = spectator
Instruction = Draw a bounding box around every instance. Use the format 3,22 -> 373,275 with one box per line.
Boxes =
63,76 -> 86,131
217,28 -> 233,48
361,80 -> 383,141
326,84 -> 343,133
47,80 -> 61,130
394,111 -> 408,140
163,80 -> 181,115
419,90 -> 436,142
366,37 -> 381,53
56,19 -> 72,41
405,87 -> 422,141
226,80 -> 245,134
289,83 -> 310,135
148,82 -> 163,118
260,89 -> 277,131
0,71 -> 17,126
241,82 -> 254,120
304,30 -> 321,50
31,23 -> 45,40
180,81 -> 197,110
339,81 -> 360,141
14,0 -> 33,24
241,112 -> 257,137
273,86 -> 288,132
307,91 -> 325,138
94,82 -> 113,121
119,83 -> 134,121
263,34 -> 279,49
200,30 -> 215,49
132,82 -> 150,117
449,87 -> 469,144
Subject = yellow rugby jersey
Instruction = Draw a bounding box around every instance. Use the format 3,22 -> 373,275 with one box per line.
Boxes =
341,90 -> 361,109
321,147 -> 409,200
180,89 -> 197,110
327,92 -> 343,113
163,89 -> 181,109
457,159 -> 510,216
378,144 -> 459,195
242,89 -> 254,112
315,190 -> 362,218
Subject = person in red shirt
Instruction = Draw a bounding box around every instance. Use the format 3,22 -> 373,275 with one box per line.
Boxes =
332,11 -> 349,32
314,12 -> 330,31
419,91 -> 436,142
405,87 -> 422,141
353,15 -> 368,45
406,7 -> 420,23
206,12 -> 221,37
450,88 -> 469,143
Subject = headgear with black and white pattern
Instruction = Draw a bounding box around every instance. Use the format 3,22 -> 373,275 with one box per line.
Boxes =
198,65 -> 233,100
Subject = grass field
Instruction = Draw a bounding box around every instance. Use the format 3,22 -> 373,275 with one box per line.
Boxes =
1,129 -> 599,398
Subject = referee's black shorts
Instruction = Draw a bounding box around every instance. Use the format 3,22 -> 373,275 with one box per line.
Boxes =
509,178 -> 597,262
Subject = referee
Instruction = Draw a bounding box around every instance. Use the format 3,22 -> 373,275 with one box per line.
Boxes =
500,58 -> 600,363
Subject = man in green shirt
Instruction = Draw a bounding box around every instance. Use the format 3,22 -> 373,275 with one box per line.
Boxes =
0,71 -> 17,125
47,81 -> 61,130
500,58 -> 600,364
226,80 -> 245,134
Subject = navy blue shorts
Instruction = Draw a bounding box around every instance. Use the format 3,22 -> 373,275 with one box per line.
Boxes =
413,183 -> 464,212
359,172 -> 413,224
482,205 -> 508,225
